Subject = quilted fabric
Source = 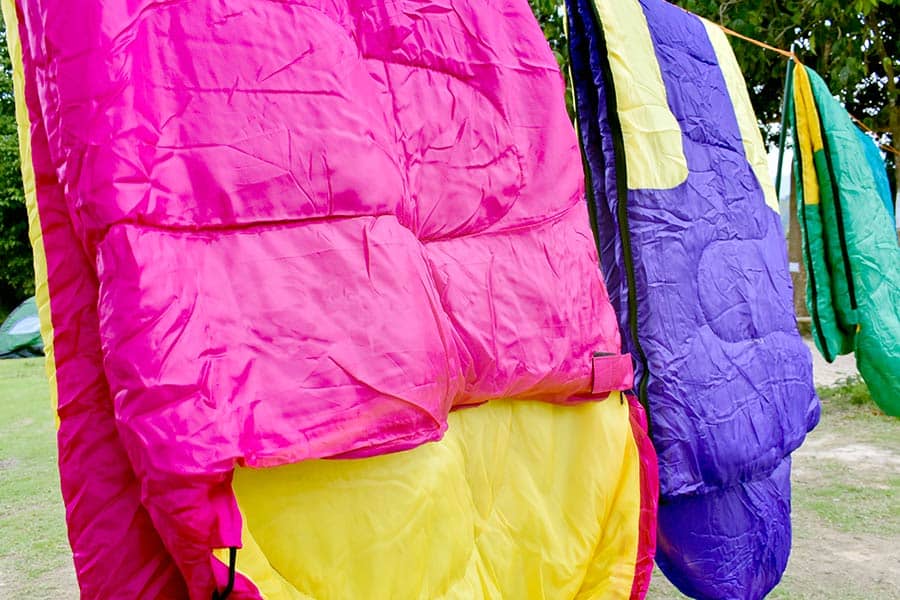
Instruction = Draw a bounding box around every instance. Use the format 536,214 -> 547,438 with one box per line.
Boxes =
219,394 -> 658,600
566,0 -> 819,598
792,64 -> 900,417
3,0 -> 658,597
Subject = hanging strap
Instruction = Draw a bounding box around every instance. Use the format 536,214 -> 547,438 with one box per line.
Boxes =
212,547 -> 237,600
591,352 -> 635,396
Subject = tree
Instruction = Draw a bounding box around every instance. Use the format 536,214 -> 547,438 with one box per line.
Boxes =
0,20 -> 32,315
529,0 -> 574,116
673,1 -> 898,200
527,1 -> 898,200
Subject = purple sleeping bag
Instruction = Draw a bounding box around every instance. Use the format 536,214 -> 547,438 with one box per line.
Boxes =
565,0 -> 820,598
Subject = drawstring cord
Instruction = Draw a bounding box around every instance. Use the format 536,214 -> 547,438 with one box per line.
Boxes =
212,547 -> 237,600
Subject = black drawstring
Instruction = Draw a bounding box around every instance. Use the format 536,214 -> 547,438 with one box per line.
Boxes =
212,547 -> 237,600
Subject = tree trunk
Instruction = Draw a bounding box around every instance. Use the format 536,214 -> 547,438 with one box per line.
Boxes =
787,160 -> 808,321
891,111 -> 899,240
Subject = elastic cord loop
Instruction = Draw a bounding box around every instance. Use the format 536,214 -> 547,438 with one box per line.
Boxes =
211,547 -> 237,600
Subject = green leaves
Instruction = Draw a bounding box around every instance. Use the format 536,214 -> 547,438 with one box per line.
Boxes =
527,0 -> 574,116
523,0 -> 896,202
0,21 -> 32,312
676,0 -> 896,158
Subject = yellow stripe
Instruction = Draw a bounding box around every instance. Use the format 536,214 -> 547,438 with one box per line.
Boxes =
793,66 -> 825,153
592,0 -> 688,191
704,20 -> 780,213
1,0 -> 59,425
792,65 -> 824,205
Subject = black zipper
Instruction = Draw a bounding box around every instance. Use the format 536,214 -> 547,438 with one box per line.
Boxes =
567,0 -> 652,431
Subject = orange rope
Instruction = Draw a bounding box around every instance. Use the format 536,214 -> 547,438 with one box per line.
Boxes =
716,24 -> 796,60
710,23 -> 900,158
850,114 -> 900,157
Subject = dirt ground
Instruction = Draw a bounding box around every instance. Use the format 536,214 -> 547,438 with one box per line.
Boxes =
804,338 -> 860,387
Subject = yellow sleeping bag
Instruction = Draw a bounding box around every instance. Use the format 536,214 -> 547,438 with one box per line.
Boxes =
215,395 -> 654,599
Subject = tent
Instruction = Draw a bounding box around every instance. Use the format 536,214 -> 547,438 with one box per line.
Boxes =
0,297 -> 43,358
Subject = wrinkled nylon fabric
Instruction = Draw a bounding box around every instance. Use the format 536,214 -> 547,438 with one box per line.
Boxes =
3,3 -> 189,596
566,0 -> 819,598
856,129 -> 895,220
703,21 -> 778,213
791,66 -> 855,362
4,0 -> 659,597
792,65 -> 900,417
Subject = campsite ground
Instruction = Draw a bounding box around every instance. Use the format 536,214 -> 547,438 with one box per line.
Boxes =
0,353 -> 898,599
647,374 -> 900,599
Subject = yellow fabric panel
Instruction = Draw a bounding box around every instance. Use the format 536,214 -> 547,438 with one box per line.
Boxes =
226,395 -> 640,600
2,0 -> 59,424
577,402 -> 642,598
792,65 -> 824,205
592,0 -> 687,191
703,20 -> 780,214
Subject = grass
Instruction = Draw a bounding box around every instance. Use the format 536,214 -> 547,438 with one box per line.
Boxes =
0,360 -> 897,598
800,477 -> 900,534
818,377 -> 874,407
0,358 -> 73,598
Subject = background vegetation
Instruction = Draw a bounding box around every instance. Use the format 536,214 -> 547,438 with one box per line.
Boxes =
528,0 -> 898,191
0,23 -> 30,318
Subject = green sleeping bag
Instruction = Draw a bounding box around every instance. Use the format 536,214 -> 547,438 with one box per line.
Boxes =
791,64 -> 900,417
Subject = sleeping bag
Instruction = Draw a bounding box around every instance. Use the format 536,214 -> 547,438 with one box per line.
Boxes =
566,0 -> 820,598
791,63 -> 900,417
3,0 -> 659,597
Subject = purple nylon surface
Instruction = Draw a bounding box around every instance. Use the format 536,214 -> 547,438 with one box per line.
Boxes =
635,0 -> 818,497
656,457 -> 793,600
567,0 -> 819,598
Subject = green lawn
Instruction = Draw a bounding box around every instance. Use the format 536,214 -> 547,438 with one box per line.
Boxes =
1,359 -> 897,598
0,358 -> 74,598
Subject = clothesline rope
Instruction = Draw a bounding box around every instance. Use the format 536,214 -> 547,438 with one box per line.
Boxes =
717,24 -> 796,60
705,20 -> 900,158
849,113 -> 900,157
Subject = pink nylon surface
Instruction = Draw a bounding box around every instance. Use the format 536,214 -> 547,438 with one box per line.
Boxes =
13,4 -> 189,596
592,354 -> 636,394
627,394 -> 660,600
15,1 -> 629,597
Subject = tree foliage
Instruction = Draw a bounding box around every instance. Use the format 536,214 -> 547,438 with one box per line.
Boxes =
676,1 -> 898,139
529,0 -> 574,115
678,0 -> 898,198
0,21 -> 31,314
528,0 -> 898,194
